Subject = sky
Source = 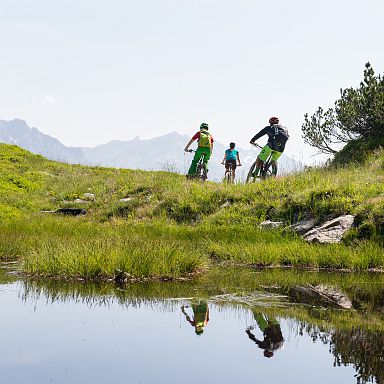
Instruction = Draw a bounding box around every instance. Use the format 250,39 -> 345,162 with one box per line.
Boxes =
1,0 -> 383,164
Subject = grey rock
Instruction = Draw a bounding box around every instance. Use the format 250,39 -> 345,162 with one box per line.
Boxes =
259,220 -> 284,229
82,193 -> 95,201
74,199 -> 88,204
302,215 -> 355,244
220,201 -> 232,209
119,197 -> 133,202
291,217 -> 317,235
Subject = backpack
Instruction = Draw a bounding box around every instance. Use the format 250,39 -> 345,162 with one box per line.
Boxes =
198,130 -> 211,148
272,125 -> 289,149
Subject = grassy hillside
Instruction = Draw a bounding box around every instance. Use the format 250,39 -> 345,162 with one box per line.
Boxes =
1,143 -> 384,280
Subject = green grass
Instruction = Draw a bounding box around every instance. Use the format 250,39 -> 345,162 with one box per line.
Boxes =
1,143 -> 384,280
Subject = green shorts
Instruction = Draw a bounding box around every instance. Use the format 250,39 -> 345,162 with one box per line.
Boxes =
258,144 -> 282,162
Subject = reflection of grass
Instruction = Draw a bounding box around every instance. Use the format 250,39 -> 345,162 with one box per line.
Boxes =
19,266 -> 384,331
1,143 -> 384,280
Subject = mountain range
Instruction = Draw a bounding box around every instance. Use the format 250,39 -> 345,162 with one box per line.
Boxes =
0,119 -> 303,181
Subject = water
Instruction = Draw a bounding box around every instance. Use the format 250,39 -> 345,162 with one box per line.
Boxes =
1,265 -> 384,384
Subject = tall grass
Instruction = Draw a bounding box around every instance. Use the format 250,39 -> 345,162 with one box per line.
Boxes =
1,143 -> 384,280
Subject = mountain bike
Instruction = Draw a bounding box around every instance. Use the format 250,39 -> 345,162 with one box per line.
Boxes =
223,161 -> 240,183
246,144 -> 273,183
187,150 -> 208,180
225,162 -> 234,183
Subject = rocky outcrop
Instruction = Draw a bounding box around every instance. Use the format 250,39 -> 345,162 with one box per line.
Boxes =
302,215 -> 355,244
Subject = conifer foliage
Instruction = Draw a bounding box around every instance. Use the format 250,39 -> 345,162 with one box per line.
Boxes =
302,63 -> 384,155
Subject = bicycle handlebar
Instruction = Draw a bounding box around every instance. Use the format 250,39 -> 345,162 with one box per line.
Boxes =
250,142 -> 262,149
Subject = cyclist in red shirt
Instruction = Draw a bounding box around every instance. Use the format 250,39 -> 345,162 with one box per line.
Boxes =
184,123 -> 214,178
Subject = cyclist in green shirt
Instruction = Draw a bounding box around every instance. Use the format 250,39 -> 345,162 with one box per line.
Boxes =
184,123 -> 214,178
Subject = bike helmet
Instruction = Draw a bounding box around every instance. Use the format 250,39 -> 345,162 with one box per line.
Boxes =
229,142 -> 235,149
269,116 -> 279,125
200,122 -> 209,131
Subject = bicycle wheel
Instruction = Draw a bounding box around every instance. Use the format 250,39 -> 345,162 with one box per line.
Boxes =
261,159 -> 273,179
196,163 -> 203,179
202,165 -> 208,180
246,162 -> 257,183
195,160 -> 207,180
226,164 -> 233,182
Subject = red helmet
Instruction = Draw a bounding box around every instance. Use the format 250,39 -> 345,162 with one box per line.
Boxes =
269,116 -> 279,125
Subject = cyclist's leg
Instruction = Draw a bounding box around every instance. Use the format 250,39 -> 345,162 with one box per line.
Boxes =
270,150 -> 282,176
224,160 -> 230,179
255,144 -> 272,176
230,160 -> 237,180
187,147 -> 204,176
201,148 -> 211,174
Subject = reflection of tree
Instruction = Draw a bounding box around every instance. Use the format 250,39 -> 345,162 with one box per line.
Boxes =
330,328 -> 384,384
297,321 -> 384,384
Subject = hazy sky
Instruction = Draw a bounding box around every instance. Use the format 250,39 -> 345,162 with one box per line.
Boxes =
1,0 -> 383,163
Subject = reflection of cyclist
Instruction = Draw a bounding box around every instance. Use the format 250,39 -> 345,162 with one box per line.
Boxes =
184,123 -> 214,179
246,312 -> 284,358
221,142 -> 242,181
249,117 -> 289,177
181,300 -> 210,335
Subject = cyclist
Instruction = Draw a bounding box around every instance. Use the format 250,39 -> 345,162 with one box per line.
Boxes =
184,123 -> 214,178
245,311 -> 284,358
249,117 -> 289,177
221,142 -> 242,181
181,300 -> 210,335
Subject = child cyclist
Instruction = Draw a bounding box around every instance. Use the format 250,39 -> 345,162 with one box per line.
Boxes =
221,142 -> 242,181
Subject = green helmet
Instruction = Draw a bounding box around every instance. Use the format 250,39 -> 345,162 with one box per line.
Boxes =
200,123 -> 209,131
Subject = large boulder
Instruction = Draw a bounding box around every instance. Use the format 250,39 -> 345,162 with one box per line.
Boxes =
302,215 -> 355,244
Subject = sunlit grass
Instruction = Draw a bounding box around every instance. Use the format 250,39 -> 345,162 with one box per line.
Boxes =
1,143 -> 384,280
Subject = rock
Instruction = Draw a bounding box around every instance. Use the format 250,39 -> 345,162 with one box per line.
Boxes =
42,208 -> 86,216
220,201 -> 232,209
82,193 -> 95,201
74,199 -> 88,204
289,284 -> 353,309
119,197 -> 133,202
259,220 -> 284,229
290,217 -> 317,235
302,215 -> 355,244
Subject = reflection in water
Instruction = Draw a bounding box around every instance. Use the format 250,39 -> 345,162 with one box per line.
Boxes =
331,329 -> 384,384
181,300 -> 210,335
2,265 -> 384,384
246,311 -> 284,358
